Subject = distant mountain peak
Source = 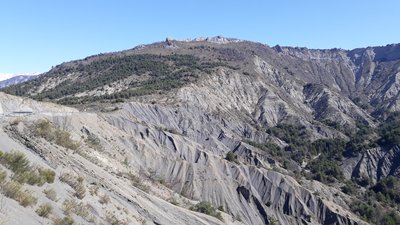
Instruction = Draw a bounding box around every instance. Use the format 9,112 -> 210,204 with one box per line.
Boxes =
0,73 -> 40,88
0,72 -> 40,82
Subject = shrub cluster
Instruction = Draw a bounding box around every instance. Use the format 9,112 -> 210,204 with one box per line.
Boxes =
0,150 -> 56,186
190,201 -> 223,221
1,180 -> 37,207
34,119 -> 79,150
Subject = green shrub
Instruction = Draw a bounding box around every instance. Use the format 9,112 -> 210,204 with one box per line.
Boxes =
74,182 -> 86,199
40,168 -> 56,183
85,134 -> 102,150
341,181 -> 358,195
190,201 -> 223,221
307,159 -> 344,183
106,212 -> 129,225
55,130 -> 79,150
14,170 -> 45,186
225,151 -> 238,163
36,203 -> 53,217
0,151 -> 30,174
372,176 -> 400,205
62,199 -> 78,215
378,112 -> 400,146
350,200 -> 400,225
0,179 -> 38,207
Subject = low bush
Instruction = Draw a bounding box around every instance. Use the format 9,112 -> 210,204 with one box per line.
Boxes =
0,151 -> 30,174
1,180 -> 23,199
40,168 -> 56,183
1,180 -> 38,207
0,168 -> 6,182
19,190 -> 38,207
52,216 -> 75,225
106,212 -> 129,225
62,199 -> 90,220
36,203 -> 53,217
190,201 -> 223,221
55,130 -> 79,150
43,188 -> 57,201
34,119 -> 55,141
225,151 -> 238,163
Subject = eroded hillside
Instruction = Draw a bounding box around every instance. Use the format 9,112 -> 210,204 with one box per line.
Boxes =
1,37 -> 400,225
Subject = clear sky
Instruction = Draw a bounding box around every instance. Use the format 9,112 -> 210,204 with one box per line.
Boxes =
1,0 -> 399,75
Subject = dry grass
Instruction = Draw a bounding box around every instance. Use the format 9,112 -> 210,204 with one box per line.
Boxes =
62,199 -> 92,221
59,173 -> 86,199
43,188 -> 57,201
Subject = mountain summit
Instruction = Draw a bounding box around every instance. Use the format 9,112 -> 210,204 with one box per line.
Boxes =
0,37 -> 400,225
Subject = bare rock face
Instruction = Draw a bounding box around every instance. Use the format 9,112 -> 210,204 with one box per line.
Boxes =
343,145 -> 400,183
0,91 -> 369,225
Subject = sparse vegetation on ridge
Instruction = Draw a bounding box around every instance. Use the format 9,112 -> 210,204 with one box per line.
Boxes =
3,54 -> 229,104
33,119 -> 79,150
59,173 -> 86,199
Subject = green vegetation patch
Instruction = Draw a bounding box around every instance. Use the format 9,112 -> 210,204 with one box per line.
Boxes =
3,53 -> 229,104
190,201 -> 223,221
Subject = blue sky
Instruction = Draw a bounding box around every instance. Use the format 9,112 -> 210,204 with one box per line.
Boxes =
1,0 -> 399,75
